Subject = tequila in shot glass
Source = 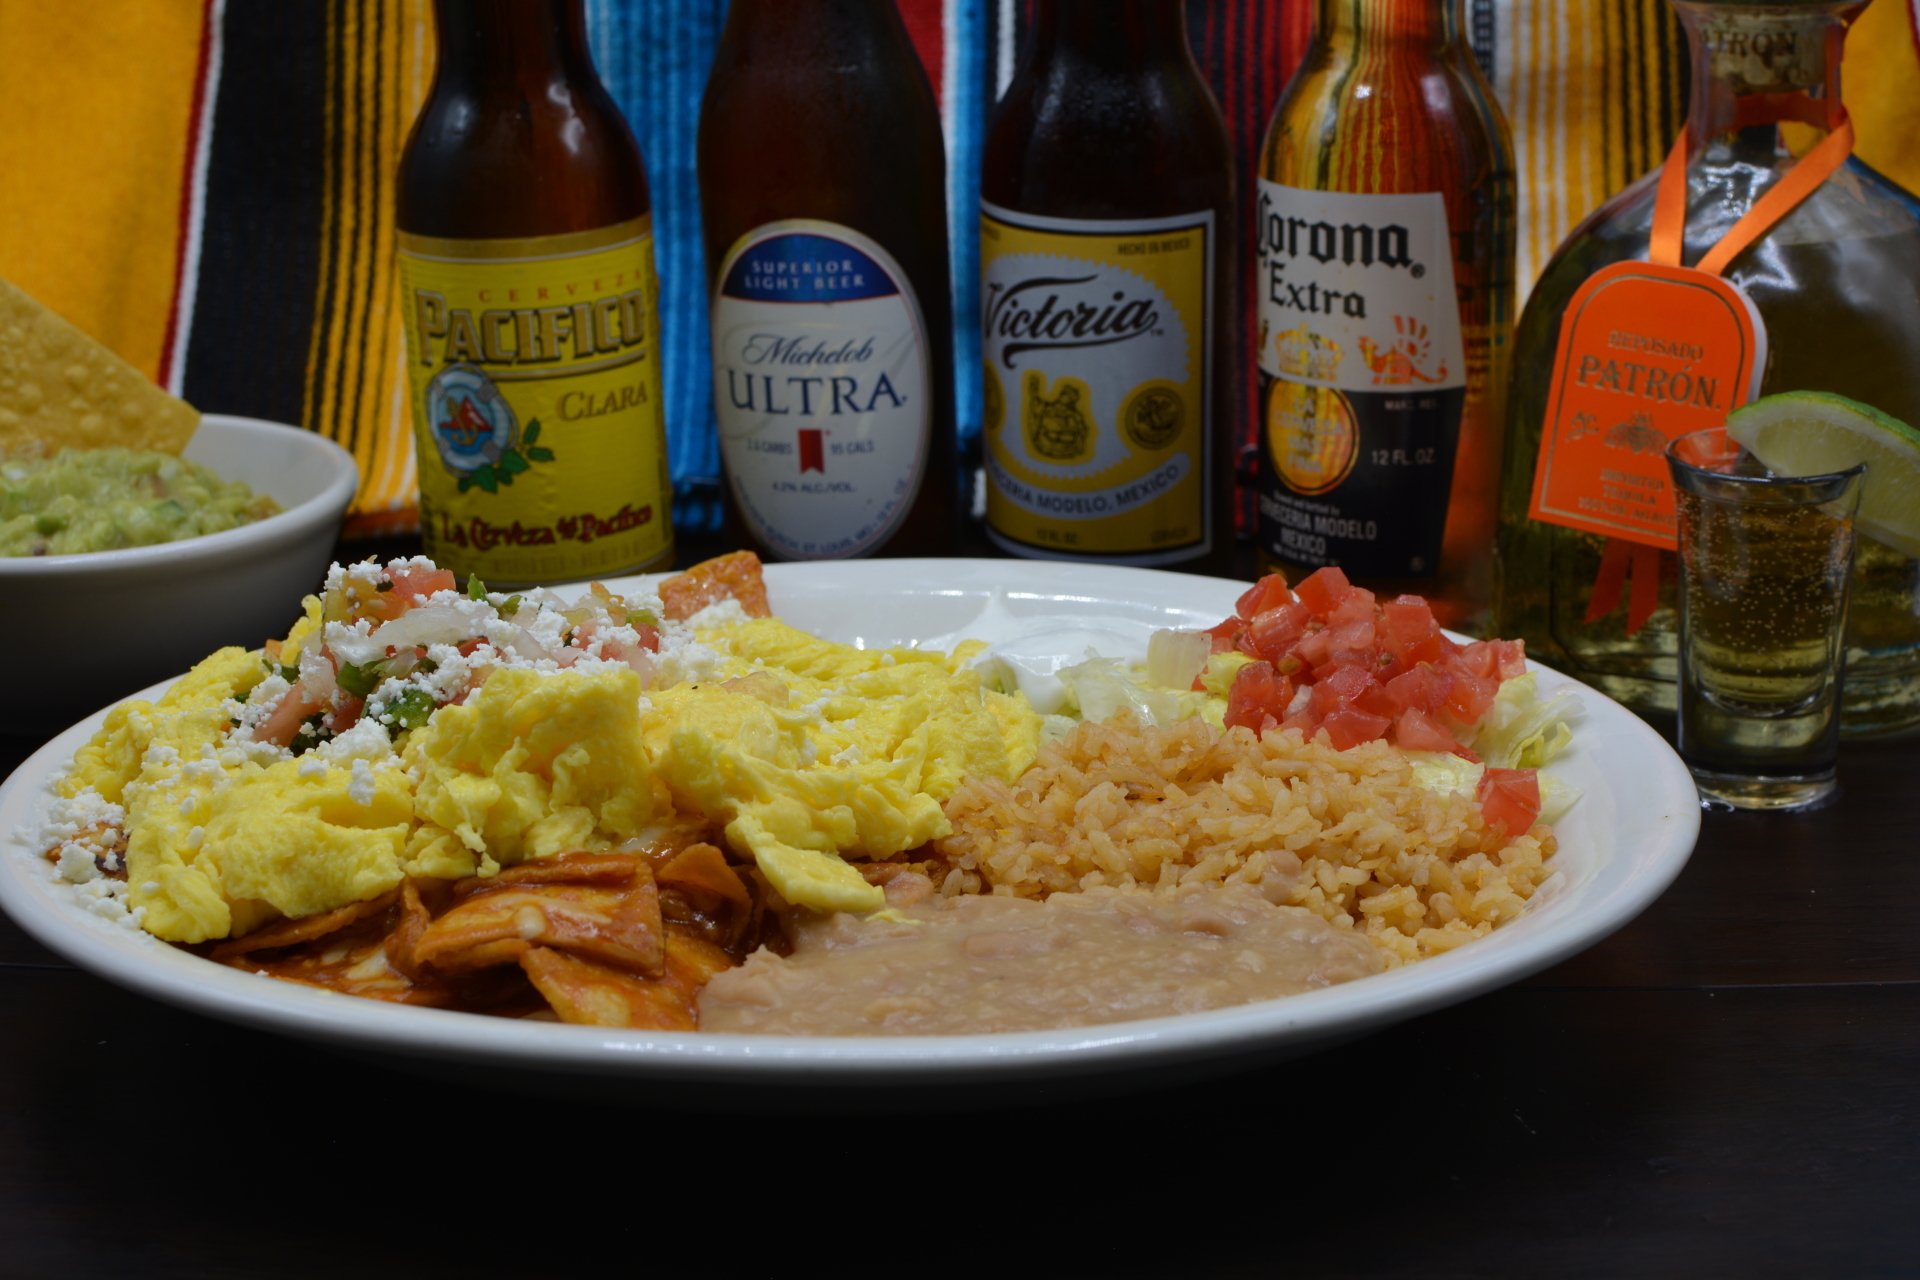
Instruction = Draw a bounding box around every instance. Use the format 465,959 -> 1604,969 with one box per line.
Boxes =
1667,428 -> 1864,811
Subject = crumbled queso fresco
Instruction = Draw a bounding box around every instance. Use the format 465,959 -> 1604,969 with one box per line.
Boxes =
13,557 -> 735,929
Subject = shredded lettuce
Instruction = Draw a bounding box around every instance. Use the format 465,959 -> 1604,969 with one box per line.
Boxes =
1470,673 -> 1582,769
1055,655 -> 1210,727
1401,750 -> 1581,825
1198,650 -> 1255,699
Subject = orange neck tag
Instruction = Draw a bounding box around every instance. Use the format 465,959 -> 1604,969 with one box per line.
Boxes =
1528,261 -> 1766,552
1528,85 -> 1854,632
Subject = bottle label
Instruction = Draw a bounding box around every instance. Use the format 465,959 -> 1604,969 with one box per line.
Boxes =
1254,181 -> 1466,578
979,203 -> 1214,563
1528,261 -> 1767,552
396,217 -> 672,584
709,220 -> 930,559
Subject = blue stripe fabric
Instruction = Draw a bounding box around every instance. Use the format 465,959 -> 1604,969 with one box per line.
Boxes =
946,0 -> 988,481
588,0 -> 729,535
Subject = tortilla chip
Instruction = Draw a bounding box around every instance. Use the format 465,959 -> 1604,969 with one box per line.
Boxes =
0,277 -> 199,458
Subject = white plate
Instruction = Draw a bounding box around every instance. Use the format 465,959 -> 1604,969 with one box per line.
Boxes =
0,559 -> 1699,1095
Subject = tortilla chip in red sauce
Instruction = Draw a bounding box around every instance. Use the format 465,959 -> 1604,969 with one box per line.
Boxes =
520,931 -> 734,1030
658,550 -> 771,622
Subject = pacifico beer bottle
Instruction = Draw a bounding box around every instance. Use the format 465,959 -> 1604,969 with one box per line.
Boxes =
397,0 -> 673,587
699,0 -> 956,560
980,0 -> 1234,573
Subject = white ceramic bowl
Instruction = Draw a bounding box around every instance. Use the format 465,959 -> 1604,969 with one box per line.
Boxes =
0,415 -> 358,729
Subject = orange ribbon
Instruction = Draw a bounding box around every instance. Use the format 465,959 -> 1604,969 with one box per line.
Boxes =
1587,85 -> 1855,634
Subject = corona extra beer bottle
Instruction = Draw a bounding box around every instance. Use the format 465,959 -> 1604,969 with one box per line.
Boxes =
699,0 -> 956,560
1256,0 -> 1515,629
396,0 -> 673,587
979,0 -> 1235,573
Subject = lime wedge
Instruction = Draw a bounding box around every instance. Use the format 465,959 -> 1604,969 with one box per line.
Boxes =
1724,390 -> 1920,559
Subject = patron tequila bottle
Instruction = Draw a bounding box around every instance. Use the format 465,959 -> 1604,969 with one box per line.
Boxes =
1495,0 -> 1920,735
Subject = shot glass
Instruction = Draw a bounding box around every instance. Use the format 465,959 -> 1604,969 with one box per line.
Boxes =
1666,428 -> 1864,811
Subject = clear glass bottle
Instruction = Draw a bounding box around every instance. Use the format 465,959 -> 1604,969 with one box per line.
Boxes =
1495,0 -> 1920,735
1256,0 -> 1516,632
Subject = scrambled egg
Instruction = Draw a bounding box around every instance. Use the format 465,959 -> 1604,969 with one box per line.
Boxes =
648,619 -> 1039,912
403,666 -> 653,880
61,600 -> 1040,941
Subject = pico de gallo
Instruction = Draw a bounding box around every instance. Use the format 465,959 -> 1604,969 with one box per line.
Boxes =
1203,566 -> 1565,836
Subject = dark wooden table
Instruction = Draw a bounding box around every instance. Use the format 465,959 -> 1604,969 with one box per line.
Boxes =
3,535 -> 1915,1278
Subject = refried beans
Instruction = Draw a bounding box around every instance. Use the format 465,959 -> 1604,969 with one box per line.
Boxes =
697,883 -> 1386,1035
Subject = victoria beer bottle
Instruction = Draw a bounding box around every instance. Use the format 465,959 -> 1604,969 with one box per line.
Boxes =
699,0 -> 957,560
1256,0 -> 1515,629
397,0 -> 674,586
980,0 -> 1235,573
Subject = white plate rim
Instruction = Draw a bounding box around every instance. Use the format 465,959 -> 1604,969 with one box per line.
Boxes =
0,558 -> 1700,1085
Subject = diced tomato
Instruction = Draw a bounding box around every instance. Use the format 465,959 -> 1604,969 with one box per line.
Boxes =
1197,576 -> 1526,754
1247,601 -> 1311,660
1379,596 -> 1439,662
1478,767 -> 1542,836
1279,709 -> 1319,739
1443,669 -> 1497,724
392,564 -> 457,601
1353,681 -> 1399,720
1328,618 -> 1377,655
1392,706 -> 1461,754
1292,628 -> 1334,667
1204,617 -> 1244,655
1328,590 -> 1377,628
634,622 -> 662,652
1293,566 -> 1354,617
1319,663 -> 1376,706
1384,664 -> 1448,716
1456,641 -> 1501,681
327,694 -> 365,735
1488,638 -> 1528,680
249,685 -> 322,749
1224,661 -> 1293,734
1235,573 -> 1293,620
358,564 -> 460,623
1321,706 -> 1392,749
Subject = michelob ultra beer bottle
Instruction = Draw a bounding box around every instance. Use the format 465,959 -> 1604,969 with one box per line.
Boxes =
1257,0 -> 1514,629
396,0 -> 673,587
980,0 -> 1234,572
699,0 -> 956,560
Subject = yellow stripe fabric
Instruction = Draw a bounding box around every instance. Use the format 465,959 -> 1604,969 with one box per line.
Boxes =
0,1 -> 205,380
1497,0 -> 1684,303
303,0 -> 432,530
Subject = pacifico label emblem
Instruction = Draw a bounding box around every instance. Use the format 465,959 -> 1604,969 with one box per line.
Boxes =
426,363 -> 518,478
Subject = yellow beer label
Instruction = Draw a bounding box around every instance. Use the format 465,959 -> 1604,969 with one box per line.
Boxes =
980,203 -> 1214,563
397,217 -> 672,585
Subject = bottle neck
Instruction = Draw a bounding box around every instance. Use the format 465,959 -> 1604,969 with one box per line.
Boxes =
1673,2 -> 1857,148
1029,0 -> 1190,66
1314,0 -> 1462,50
720,0 -> 905,45
432,0 -> 597,86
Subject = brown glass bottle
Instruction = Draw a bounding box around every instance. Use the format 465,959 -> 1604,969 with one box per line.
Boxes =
979,0 -> 1235,575
699,0 -> 957,561
1257,0 -> 1515,631
396,0 -> 674,587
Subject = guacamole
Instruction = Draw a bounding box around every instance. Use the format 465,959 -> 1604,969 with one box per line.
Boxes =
0,448 -> 280,557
